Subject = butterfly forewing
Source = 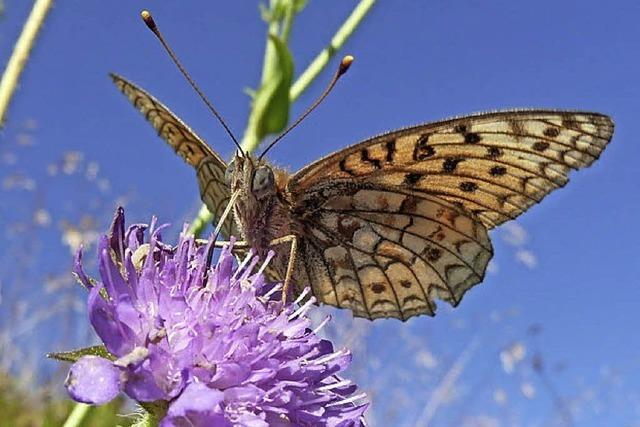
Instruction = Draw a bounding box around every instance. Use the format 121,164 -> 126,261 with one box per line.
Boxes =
110,74 -> 240,238
289,111 -> 614,229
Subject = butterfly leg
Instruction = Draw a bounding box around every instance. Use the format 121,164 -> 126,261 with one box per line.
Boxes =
212,240 -> 253,261
268,234 -> 298,305
212,240 -> 250,249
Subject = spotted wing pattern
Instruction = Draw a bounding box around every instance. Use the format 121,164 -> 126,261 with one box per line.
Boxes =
292,182 -> 493,320
290,110 -> 614,229
110,74 -> 239,238
288,110 -> 613,320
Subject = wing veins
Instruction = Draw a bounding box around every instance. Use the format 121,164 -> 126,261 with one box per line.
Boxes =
303,238 -> 347,312
308,219 -> 458,304
324,206 -> 491,253
537,119 -> 612,141
334,210 -> 486,277
388,153 -> 566,189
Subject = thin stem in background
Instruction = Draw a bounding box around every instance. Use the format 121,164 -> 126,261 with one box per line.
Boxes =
0,0 -> 53,127
61,403 -> 90,427
289,0 -> 376,102
413,334 -> 481,427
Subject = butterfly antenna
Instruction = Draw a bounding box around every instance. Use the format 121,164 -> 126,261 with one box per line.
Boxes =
259,55 -> 354,160
140,10 -> 245,156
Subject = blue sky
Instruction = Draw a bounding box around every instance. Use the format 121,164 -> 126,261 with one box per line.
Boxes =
1,1 -> 639,425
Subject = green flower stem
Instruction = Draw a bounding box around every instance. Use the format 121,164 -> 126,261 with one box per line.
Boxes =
61,403 -> 91,427
240,16 -> 281,155
0,0 -> 53,127
290,0 -> 376,102
280,3 -> 296,44
188,0 -> 376,237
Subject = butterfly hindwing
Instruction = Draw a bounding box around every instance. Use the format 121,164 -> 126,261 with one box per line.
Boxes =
293,181 -> 492,320
290,110 -> 614,229
110,74 -> 239,238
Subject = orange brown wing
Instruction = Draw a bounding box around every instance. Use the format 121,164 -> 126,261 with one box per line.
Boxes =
290,110 -> 613,228
292,182 -> 492,320
287,110 -> 613,320
110,73 -> 239,238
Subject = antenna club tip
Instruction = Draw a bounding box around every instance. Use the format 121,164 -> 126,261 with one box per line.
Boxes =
140,10 -> 157,30
339,55 -> 354,75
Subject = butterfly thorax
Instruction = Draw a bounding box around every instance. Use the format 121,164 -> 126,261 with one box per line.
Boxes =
227,155 -> 294,258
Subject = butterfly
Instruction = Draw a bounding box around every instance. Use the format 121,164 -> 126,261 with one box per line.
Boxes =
110,72 -> 613,321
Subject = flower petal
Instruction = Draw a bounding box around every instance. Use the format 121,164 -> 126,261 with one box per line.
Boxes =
87,284 -> 135,356
65,356 -> 121,404
161,382 -> 227,427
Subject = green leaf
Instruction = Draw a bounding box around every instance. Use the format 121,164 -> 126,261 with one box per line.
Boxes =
252,34 -> 294,140
47,345 -> 115,363
135,402 -> 169,427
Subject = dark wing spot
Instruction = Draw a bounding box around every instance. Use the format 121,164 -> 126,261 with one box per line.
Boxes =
371,283 -> 386,294
413,134 -> 436,160
339,158 -> 356,176
464,132 -> 481,144
400,280 -> 412,288
443,158 -> 464,173
337,216 -> 361,240
453,124 -> 468,134
543,127 -> 560,137
460,181 -> 478,192
400,195 -> 420,213
403,172 -> 423,185
486,147 -> 503,159
490,165 -> 507,176
532,141 -> 550,152
562,118 -> 581,130
361,148 -> 382,169
425,247 -> 442,262
385,140 -> 396,162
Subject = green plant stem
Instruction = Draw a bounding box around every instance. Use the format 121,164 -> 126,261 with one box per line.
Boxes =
189,0 -> 376,237
240,16 -> 281,154
61,403 -> 91,427
0,0 -> 53,127
280,3 -> 296,44
290,0 -> 376,102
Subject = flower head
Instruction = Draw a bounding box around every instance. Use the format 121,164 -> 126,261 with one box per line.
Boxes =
66,208 -> 368,426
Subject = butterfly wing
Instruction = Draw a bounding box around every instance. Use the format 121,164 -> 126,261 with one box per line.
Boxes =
291,182 -> 493,320
288,110 -> 613,320
110,73 -> 239,238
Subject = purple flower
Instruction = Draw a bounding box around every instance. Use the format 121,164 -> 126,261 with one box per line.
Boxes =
66,208 -> 368,426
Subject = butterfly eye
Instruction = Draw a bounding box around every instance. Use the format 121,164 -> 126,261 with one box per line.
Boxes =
225,160 -> 235,186
252,166 -> 275,197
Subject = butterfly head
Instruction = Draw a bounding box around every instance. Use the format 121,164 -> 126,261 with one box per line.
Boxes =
225,154 -> 277,201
